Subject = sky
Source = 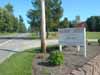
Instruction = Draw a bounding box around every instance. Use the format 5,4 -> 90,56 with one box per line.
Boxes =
0,0 -> 100,28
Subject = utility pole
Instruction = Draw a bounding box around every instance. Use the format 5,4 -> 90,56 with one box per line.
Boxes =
40,0 -> 46,53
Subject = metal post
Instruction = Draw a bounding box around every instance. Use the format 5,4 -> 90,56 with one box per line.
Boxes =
77,45 -> 80,52
84,28 -> 87,57
59,45 -> 62,52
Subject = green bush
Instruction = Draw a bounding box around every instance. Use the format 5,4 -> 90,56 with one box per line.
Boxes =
88,42 -> 91,45
48,51 -> 64,65
98,39 -> 100,45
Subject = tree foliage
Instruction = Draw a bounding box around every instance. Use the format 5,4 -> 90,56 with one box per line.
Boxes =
86,16 -> 100,31
27,0 -> 63,32
4,3 -> 13,14
59,17 -> 69,28
18,15 -> 27,32
0,3 -> 26,33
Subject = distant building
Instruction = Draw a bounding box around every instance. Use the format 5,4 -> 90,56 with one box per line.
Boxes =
75,22 -> 87,28
75,16 -> 81,24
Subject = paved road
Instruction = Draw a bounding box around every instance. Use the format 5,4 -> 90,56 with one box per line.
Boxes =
0,33 -> 58,63
0,39 -> 58,63
0,33 -> 30,37
0,39 -> 8,43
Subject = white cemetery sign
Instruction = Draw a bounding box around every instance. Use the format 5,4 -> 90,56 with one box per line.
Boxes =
58,28 -> 87,57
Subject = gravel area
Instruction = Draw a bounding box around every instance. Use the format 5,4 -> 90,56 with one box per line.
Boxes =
32,43 -> 100,75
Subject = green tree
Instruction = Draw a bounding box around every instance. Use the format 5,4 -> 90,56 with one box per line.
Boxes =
86,16 -> 100,31
59,17 -> 69,28
0,3 -> 26,33
18,15 -> 26,32
69,21 -> 73,28
27,0 -> 63,37
4,3 -> 13,14
49,0 -> 63,31
0,7 -> 10,32
96,17 -> 100,31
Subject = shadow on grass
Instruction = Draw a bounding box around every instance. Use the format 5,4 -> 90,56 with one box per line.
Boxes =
23,45 -> 59,54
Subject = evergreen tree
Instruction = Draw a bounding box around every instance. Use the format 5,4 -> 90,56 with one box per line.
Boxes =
27,0 -> 63,33
59,17 -> 69,28
0,3 -> 26,33
4,3 -> 13,14
18,15 -> 26,32
86,16 -> 100,31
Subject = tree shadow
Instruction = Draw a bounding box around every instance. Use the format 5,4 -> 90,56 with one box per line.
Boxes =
38,61 -> 56,67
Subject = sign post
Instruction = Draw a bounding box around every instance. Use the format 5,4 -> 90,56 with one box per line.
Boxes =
59,45 -> 62,52
77,46 -> 80,52
58,28 -> 87,57
84,28 -> 87,57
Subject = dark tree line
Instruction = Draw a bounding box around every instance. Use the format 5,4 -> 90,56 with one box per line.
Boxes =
86,16 -> 100,32
0,3 -> 26,33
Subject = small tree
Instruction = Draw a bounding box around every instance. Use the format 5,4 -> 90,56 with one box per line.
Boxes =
48,51 -> 64,65
98,39 -> 100,45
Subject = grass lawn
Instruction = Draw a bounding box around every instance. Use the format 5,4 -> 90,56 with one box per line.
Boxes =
30,32 -> 58,39
0,32 -> 17,36
0,49 -> 35,75
31,32 -> 100,39
31,32 -> 40,39
86,32 -> 100,39
0,45 -> 58,75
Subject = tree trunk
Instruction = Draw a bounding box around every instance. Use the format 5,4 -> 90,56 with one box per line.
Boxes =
40,0 -> 46,53
46,25 -> 49,38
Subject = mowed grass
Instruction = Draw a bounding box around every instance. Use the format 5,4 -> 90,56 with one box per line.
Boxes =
31,32 -> 100,39
86,32 -> 100,39
0,45 -> 58,75
31,32 -> 58,39
0,32 -> 17,36
0,49 -> 35,75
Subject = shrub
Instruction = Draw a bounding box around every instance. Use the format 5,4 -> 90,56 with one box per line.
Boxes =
98,39 -> 100,45
88,42 -> 91,45
48,51 -> 64,65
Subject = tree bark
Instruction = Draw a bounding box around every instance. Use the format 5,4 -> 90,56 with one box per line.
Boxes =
46,25 -> 49,38
40,0 -> 46,53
